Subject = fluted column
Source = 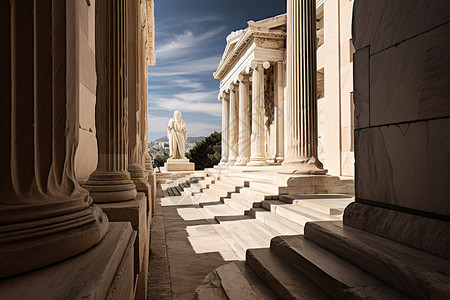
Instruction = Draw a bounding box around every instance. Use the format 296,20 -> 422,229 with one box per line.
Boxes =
0,0 -> 108,278
281,0 -> 327,174
84,0 -> 138,201
236,74 -> 251,166
127,0 -> 146,184
249,61 -> 269,166
219,93 -> 230,165
227,84 -> 239,165
275,61 -> 285,162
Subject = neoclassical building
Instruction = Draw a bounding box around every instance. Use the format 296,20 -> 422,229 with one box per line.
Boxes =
0,0 -> 156,299
216,0 -> 355,177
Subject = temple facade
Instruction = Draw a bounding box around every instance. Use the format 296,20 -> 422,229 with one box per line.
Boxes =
215,0 -> 355,176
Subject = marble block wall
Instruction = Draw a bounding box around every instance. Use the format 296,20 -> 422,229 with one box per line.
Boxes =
353,0 -> 450,216
74,1 -> 98,182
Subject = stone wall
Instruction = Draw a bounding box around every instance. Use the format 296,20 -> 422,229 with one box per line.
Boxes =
353,0 -> 450,216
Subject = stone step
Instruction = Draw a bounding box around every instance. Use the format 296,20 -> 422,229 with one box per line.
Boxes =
261,200 -> 286,211
286,184 -> 355,196
209,184 -> 236,198
233,261 -> 278,300
192,193 -> 220,205
194,181 -> 210,189
220,219 -> 283,259
249,181 -> 287,195
201,203 -> 242,219
271,235 -> 408,299
219,176 -> 248,187
294,197 -> 353,215
196,261 -> 279,300
304,221 -> 450,299
230,193 -> 263,209
188,183 -> 202,193
239,188 -> 276,200
214,180 -> 241,191
271,203 -> 341,227
203,189 -> 222,202
246,248 -> 330,299
223,198 -> 251,215
250,208 -> 303,235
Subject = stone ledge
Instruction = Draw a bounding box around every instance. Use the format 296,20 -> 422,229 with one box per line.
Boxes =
0,222 -> 135,300
344,202 -> 450,259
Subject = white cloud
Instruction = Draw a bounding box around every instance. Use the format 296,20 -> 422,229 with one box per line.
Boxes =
149,96 -> 221,117
171,78 -> 205,90
173,91 -> 218,102
149,55 -> 220,77
148,78 -> 205,91
187,121 -> 221,136
156,26 -> 226,60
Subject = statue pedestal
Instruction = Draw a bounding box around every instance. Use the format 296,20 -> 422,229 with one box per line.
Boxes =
164,158 -> 195,172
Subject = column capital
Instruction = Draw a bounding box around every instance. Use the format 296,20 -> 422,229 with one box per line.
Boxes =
250,60 -> 263,69
250,60 -> 271,69
238,73 -> 251,82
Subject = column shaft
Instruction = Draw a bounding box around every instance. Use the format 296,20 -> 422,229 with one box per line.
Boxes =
127,0 -> 146,181
282,0 -> 327,174
249,62 -> 268,166
84,0 -> 138,201
219,94 -> 229,164
228,84 -> 239,164
275,61 -> 285,162
0,0 -> 107,278
236,75 -> 251,166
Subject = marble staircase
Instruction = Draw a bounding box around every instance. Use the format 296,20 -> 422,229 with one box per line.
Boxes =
197,219 -> 450,299
164,168 -> 354,262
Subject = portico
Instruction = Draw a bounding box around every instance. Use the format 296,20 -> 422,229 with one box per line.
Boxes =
214,15 -> 286,166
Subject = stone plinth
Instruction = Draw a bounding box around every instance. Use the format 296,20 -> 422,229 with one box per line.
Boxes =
0,223 -> 136,300
164,158 -> 195,172
98,193 -> 148,299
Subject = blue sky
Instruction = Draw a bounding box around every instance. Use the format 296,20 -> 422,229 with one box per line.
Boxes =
147,0 -> 286,141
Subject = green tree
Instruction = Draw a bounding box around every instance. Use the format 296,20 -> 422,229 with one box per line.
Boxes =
186,132 -> 221,170
154,154 -> 169,168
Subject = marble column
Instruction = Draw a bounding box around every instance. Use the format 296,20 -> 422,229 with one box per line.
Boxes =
274,61 -> 285,162
236,74 -> 251,166
127,0 -> 147,187
249,61 -> 269,166
227,84 -> 239,165
219,93 -> 230,165
281,0 -> 327,174
84,0 -> 138,201
0,0 -> 108,278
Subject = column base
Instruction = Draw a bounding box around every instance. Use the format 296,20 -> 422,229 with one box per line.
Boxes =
129,164 -> 148,181
0,222 -> 135,300
0,203 -> 108,279
226,157 -> 237,166
84,171 -> 137,203
248,158 -> 269,166
235,157 -> 249,166
218,158 -> 228,166
279,156 -> 328,175
275,155 -> 285,163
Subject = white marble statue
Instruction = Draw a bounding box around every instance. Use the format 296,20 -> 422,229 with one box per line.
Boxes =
167,111 -> 187,159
